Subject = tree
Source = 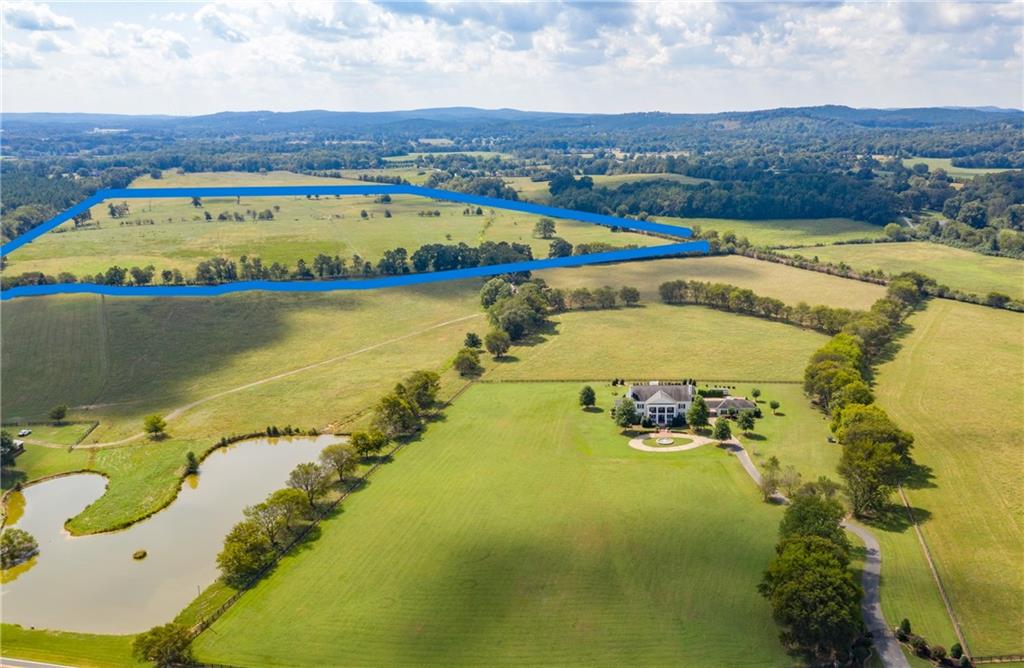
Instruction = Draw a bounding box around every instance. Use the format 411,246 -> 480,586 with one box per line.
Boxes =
48,404 -> 68,423
190,196 -> 203,208
751,388 -> 761,401
687,396 -> 710,430
143,414 -> 167,438
579,385 -> 596,408
464,332 -> 482,348
534,217 -> 556,239
266,487 -> 309,529
614,397 -> 638,428
769,400 -> 781,414
618,286 -> 640,306
453,347 -> 483,377
1,528 -> 39,568
480,277 -> 513,308
320,443 -> 358,482
217,519 -> 273,587
778,493 -> 849,550
349,430 -> 390,458
185,451 -> 199,475
779,465 -> 803,498
401,370 -> 441,411
593,286 -> 617,309
244,501 -> 287,549
372,392 -> 422,437
838,440 -> 902,517
287,462 -> 330,508
132,623 -> 193,667
548,238 -> 573,258
712,418 -> 732,442
759,536 -> 862,662
1,430 -> 15,466
737,410 -> 756,434
484,329 -> 511,358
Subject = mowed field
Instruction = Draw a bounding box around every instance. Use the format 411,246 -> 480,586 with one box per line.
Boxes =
900,157 -> 1017,179
194,383 -> 791,667
657,215 -> 886,248
486,302 -> 828,382
5,192 -> 660,279
537,254 -> 887,310
782,242 -> 1024,301
874,299 -> 1024,655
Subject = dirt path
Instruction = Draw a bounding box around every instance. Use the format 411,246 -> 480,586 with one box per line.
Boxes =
38,312 -> 482,449
627,431 -> 714,452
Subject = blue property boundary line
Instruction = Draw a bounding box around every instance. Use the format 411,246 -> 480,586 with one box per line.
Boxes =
0,184 -> 708,300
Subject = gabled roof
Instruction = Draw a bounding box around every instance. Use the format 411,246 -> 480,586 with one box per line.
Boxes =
629,384 -> 695,403
706,397 -> 756,412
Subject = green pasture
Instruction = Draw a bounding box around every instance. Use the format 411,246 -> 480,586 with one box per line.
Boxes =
0,625 -> 142,668
901,157 -> 1017,179
4,192 -> 659,279
874,299 -> 1024,655
537,254 -> 886,310
660,216 -> 886,248
194,382 -> 791,666
485,302 -> 829,382
782,242 -> 1024,301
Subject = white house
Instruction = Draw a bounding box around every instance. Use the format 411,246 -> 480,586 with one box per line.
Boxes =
625,382 -> 697,426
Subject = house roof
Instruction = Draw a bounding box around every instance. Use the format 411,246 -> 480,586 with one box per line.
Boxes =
629,384 -> 695,403
705,397 -> 757,412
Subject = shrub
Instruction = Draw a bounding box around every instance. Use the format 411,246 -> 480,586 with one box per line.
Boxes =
911,635 -> 929,655
464,332 -> 481,348
1,528 -> 39,569
950,643 -> 963,659
931,645 -> 947,661
132,623 -> 193,667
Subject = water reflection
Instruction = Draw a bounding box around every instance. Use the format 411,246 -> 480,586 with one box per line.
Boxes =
0,435 -> 338,634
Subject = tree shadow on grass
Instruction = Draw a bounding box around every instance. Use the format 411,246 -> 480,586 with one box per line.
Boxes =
864,502 -> 933,534
743,433 -> 767,441
492,355 -> 520,364
514,321 -> 560,348
902,461 -> 937,490
582,406 -> 605,414
1,467 -> 28,491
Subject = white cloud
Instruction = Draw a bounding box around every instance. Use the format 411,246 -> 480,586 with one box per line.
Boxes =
2,42 -> 42,68
3,1 -> 75,31
2,1 -> 1021,113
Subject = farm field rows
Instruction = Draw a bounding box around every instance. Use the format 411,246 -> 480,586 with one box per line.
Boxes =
873,299 -> 1024,656
782,241 -> 1024,301
193,382 -> 791,667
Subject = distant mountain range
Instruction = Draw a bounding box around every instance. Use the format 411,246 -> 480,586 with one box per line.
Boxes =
4,105 -> 1022,133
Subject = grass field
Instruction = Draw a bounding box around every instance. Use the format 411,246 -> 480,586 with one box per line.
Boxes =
658,216 -> 886,248
5,422 -> 96,446
0,625 -> 142,668
486,303 -> 828,382
901,157 -> 1018,179
193,382 -> 791,667
5,192 -> 659,280
782,242 -> 1024,301
873,299 -> 1024,656
537,254 -> 887,310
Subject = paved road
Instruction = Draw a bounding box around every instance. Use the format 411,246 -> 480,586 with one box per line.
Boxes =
721,432 -> 909,668
842,520 -> 911,668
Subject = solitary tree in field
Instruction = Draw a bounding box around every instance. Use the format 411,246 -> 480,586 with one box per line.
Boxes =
464,332 -> 482,348
712,419 -> 732,442
484,330 -> 511,358
769,400 -> 780,415
534,217 -> 556,239
185,451 -> 199,475
579,385 -> 596,409
191,196 -> 202,208
144,414 -> 167,438
49,404 -> 68,423
737,410 -> 756,434
453,347 -> 483,377
751,388 -> 761,402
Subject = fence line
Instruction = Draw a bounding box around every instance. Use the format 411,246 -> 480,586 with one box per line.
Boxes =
898,485 -> 973,659
476,378 -> 803,385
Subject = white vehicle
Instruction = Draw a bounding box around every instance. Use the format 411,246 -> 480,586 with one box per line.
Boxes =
17,429 -> 32,437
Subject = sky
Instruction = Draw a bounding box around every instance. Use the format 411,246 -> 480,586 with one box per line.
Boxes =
2,0 -> 1022,115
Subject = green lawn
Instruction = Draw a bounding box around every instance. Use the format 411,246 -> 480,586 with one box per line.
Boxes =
486,302 -> 828,382
901,157 -> 1018,179
537,254 -> 886,310
782,242 -> 1024,301
658,216 -> 886,248
5,191 -> 658,280
873,299 -> 1024,656
194,382 -> 791,667
10,422 -> 97,446
0,625 -> 143,668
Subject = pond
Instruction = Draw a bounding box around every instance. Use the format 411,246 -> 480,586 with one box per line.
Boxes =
0,435 -> 340,634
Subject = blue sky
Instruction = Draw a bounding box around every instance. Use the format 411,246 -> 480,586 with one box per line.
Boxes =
2,1 -> 1022,115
